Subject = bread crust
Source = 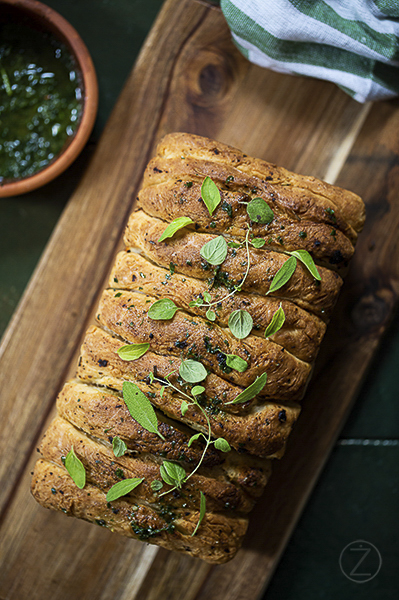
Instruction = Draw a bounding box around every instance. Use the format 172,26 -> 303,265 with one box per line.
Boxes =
137,178 -> 354,271
75,327 -> 300,457
151,132 -> 365,234
40,417 -> 260,514
31,460 -> 248,564
110,252 -> 326,363
124,210 -> 343,319
96,289 -> 312,400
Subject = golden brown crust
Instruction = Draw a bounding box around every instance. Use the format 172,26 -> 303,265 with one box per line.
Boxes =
57,379 -> 273,493
151,132 -> 365,234
40,417 -> 259,514
124,210 -> 343,319
31,460 -> 248,564
110,251 -> 326,363
137,179 -> 355,271
96,289 -> 312,400
75,327 -> 300,458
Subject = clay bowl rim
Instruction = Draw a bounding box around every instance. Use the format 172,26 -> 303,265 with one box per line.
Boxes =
0,0 -> 98,197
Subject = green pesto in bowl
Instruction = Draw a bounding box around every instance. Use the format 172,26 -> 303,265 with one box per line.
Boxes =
0,8 -> 84,183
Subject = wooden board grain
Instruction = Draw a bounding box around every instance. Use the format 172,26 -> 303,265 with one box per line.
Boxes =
1,0 -> 399,598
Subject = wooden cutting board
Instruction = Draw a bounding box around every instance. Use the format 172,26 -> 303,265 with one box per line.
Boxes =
1,1 -> 398,598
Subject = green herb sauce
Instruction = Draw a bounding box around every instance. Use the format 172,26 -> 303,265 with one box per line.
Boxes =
0,10 -> 83,183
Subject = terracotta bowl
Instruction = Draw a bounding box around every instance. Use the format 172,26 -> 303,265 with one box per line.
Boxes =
0,0 -> 98,197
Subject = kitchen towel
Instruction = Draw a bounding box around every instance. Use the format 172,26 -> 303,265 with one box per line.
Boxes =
221,0 -> 399,102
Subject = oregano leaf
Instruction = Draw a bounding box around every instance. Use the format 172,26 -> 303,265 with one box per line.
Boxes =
192,491 -> 206,536
251,237 -> 266,248
160,461 -> 186,488
206,309 -> 216,321
117,342 -> 150,361
188,432 -> 204,447
201,176 -> 221,215
227,372 -> 268,404
122,381 -> 165,440
203,292 -> 212,303
158,217 -> 194,242
64,446 -> 86,489
214,437 -> 231,452
267,256 -> 297,295
228,309 -> 253,339
200,236 -> 228,266
246,198 -> 274,224
191,385 -> 205,396
189,298 -> 203,307
288,249 -> 321,281
181,400 -> 189,416
112,436 -> 127,458
151,480 -> 163,492
179,359 -> 208,383
264,304 -> 286,338
225,354 -> 248,372
148,298 -> 181,320
106,478 -> 144,502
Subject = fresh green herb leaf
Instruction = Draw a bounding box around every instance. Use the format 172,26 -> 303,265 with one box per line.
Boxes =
203,291 -> 212,303
148,372 -> 154,383
228,309 -> 253,339
117,342 -> 150,361
188,432 -> 203,447
112,436 -> 127,457
191,385 -> 205,396
179,359 -> 208,383
225,354 -> 248,372
206,309 -> 216,321
151,480 -> 163,492
246,198 -> 274,224
200,236 -> 228,266
264,304 -> 286,338
160,386 -> 165,398
227,372 -> 268,404
181,400 -> 189,416
251,237 -> 266,248
189,298 -> 204,307
122,381 -> 165,440
106,477 -> 144,502
201,176 -> 221,215
192,491 -> 206,536
158,217 -> 194,242
288,250 -> 321,281
160,461 -> 186,488
148,298 -> 181,320
267,256 -> 297,295
64,446 -> 86,489
214,437 -> 231,452
228,241 -> 241,249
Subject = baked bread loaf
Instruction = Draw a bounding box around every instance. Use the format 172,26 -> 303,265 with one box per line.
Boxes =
31,133 -> 365,563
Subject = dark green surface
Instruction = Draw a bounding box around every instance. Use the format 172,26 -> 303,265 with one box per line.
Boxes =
0,1 -> 397,598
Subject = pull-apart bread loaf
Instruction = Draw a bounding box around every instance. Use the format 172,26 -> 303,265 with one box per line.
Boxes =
31,133 -> 365,564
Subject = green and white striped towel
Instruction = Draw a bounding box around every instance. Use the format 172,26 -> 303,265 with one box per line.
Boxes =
221,0 -> 399,102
